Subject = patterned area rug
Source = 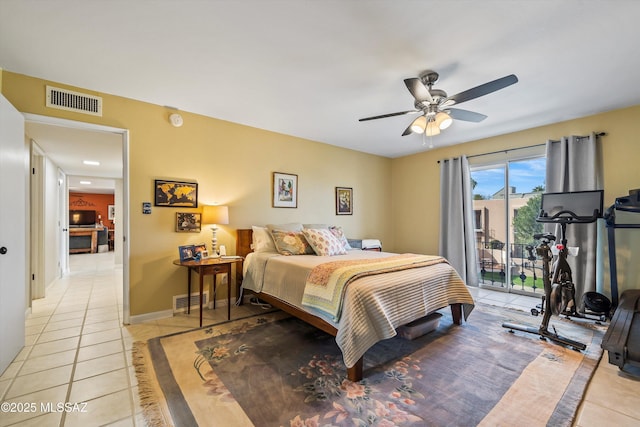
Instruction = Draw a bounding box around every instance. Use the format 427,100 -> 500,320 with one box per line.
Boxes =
133,304 -> 604,427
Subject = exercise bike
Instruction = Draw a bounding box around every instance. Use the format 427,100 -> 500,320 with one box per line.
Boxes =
528,230 -> 610,323
503,232 -> 587,350
502,190 -> 609,351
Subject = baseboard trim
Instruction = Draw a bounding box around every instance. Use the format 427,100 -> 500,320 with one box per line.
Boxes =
129,296 -> 247,324
129,309 -> 174,324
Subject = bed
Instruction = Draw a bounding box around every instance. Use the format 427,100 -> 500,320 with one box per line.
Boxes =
236,227 -> 474,382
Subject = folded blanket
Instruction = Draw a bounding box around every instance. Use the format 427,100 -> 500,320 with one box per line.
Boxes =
301,253 -> 445,322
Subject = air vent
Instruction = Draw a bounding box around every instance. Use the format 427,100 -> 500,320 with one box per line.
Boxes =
46,85 -> 102,116
173,291 -> 209,313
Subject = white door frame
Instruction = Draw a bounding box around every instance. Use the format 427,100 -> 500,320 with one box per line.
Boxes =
23,114 -> 131,324
29,141 -> 45,299
58,168 -> 68,274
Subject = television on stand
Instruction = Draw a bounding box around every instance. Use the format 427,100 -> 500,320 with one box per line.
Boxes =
69,210 -> 97,227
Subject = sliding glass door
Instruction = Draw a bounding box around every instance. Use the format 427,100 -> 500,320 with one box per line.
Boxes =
471,155 -> 546,295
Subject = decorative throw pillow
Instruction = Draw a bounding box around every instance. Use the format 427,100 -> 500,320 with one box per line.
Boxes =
302,228 -> 348,256
270,229 -> 314,255
329,226 -> 352,250
251,226 -> 277,252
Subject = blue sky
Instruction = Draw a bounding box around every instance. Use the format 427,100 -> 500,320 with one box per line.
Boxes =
471,158 -> 546,199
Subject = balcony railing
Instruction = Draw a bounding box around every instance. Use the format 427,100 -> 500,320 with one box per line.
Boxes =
477,242 -> 544,293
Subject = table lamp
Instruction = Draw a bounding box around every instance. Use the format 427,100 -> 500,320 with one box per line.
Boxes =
202,205 -> 229,256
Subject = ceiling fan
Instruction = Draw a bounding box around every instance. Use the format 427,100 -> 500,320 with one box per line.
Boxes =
359,70 -> 518,136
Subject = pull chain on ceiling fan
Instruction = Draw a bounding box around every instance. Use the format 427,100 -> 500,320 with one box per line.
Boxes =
359,70 -> 518,137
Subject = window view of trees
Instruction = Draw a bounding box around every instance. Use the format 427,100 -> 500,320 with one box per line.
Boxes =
512,189 -> 543,244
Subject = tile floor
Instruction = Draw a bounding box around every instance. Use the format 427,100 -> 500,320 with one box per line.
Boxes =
0,252 -> 638,426
0,253 -> 268,426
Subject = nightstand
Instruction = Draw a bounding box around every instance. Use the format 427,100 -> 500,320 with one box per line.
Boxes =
173,257 -> 243,327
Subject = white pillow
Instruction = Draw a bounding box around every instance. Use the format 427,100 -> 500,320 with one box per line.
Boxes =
251,226 -> 277,252
302,228 -> 347,256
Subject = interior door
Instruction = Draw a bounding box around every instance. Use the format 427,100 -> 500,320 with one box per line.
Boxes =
0,94 -> 26,374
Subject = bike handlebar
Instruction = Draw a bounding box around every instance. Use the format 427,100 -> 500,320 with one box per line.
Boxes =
536,208 -> 600,224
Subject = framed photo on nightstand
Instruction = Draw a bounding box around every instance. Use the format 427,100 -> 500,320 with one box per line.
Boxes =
178,245 -> 196,262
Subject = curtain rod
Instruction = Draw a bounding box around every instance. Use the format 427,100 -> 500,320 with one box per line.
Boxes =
546,131 -> 606,144
437,131 -> 606,163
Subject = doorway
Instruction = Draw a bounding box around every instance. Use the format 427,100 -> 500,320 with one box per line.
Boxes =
24,114 -> 130,324
470,154 -> 546,296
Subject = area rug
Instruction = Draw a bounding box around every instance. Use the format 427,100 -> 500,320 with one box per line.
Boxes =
133,304 -> 605,427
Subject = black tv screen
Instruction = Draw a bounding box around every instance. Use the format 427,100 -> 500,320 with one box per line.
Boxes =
69,210 -> 96,226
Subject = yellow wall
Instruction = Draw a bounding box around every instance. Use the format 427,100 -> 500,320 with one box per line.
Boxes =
1,71 -> 392,316
5,68 -> 640,316
391,106 -> 640,255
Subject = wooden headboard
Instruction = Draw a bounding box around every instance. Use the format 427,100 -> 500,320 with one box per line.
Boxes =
236,229 -> 254,259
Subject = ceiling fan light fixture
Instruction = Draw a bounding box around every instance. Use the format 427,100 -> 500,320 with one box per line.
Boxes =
425,121 -> 440,136
359,70 -> 517,143
436,112 -> 453,130
409,115 -> 427,133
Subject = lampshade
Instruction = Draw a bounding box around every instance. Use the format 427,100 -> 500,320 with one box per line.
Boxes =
202,205 -> 229,225
435,112 -> 453,130
425,121 -> 441,136
409,115 -> 427,134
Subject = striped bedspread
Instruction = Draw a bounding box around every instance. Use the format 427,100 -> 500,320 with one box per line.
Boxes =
242,250 -> 474,369
301,254 -> 446,322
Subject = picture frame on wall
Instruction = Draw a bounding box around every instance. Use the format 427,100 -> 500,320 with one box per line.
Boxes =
336,187 -> 353,215
108,204 -> 115,220
154,179 -> 198,207
176,212 -> 202,232
272,172 -> 298,208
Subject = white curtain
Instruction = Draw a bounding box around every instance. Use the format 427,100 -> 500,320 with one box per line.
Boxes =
545,133 -> 603,307
439,156 -> 479,286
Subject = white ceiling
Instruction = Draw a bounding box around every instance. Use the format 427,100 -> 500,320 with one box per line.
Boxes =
2,0 -> 640,164
27,122 -> 122,193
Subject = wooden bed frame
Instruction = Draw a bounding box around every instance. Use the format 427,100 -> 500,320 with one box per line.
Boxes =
235,228 -> 463,382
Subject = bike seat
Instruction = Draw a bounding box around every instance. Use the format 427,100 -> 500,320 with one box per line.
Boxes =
534,233 -> 556,241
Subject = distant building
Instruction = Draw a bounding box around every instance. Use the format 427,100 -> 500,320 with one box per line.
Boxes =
473,187 -> 542,271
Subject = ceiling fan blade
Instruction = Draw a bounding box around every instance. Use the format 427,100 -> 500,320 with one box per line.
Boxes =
358,110 -> 420,122
401,123 -> 414,136
445,74 -> 518,106
447,108 -> 487,122
404,78 -> 433,103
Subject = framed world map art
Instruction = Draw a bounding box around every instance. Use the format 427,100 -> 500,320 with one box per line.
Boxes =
154,179 -> 198,207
